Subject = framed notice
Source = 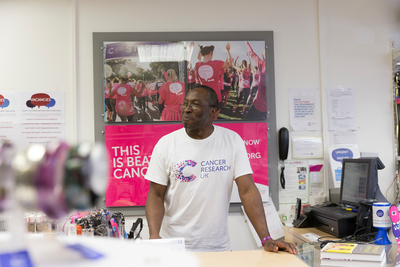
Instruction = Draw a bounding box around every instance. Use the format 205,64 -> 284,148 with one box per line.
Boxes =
93,31 -> 279,208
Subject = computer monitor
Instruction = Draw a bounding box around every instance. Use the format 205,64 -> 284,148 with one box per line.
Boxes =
339,157 -> 385,208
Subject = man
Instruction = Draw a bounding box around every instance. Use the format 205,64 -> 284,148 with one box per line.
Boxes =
145,85 -> 297,254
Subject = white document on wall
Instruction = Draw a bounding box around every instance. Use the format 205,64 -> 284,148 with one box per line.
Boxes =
309,164 -> 324,197
241,199 -> 284,246
0,91 -> 65,149
326,87 -> 357,131
329,130 -> 359,146
292,136 -> 323,159
328,145 -> 360,188
0,92 -> 19,145
18,91 -> 66,148
289,88 -> 321,131
279,160 -> 309,204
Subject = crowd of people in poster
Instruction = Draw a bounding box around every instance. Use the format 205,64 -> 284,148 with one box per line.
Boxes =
103,41 -> 267,122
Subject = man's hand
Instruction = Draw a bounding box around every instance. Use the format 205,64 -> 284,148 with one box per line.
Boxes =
226,42 -> 231,51
149,234 -> 162,239
263,239 -> 298,255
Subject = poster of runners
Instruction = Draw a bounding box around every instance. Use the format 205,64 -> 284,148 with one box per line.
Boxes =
102,40 -> 267,122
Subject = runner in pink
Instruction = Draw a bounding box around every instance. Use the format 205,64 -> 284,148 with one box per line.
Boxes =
158,69 -> 185,121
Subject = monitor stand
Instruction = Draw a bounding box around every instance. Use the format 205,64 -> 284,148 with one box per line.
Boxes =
374,184 -> 388,203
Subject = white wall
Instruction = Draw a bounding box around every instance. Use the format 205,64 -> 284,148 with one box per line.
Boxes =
2,0 -> 400,251
0,0 -> 76,143
318,0 -> 400,202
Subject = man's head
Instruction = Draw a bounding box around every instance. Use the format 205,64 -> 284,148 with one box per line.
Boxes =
181,85 -> 217,131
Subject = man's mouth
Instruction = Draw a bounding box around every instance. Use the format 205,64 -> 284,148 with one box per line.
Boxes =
182,116 -> 193,121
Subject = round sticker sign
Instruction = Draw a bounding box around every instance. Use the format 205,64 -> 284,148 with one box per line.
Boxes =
331,148 -> 353,162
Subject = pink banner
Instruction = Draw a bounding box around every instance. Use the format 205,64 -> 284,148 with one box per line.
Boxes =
105,122 -> 268,207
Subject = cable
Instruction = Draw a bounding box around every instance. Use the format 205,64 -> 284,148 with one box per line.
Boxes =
386,174 -> 398,201
280,166 -> 285,189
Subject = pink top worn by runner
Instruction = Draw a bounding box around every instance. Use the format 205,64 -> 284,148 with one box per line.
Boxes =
246,42 -> 266,112
136,83 -> 146,97
113,84 -> 135,116
158,81 -> 185,121
239,69 -> 251,88
195,60 -> 224,102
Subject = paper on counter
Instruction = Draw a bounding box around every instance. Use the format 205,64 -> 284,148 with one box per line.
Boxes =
241,199 -> 284,247
137,238 -> 185,251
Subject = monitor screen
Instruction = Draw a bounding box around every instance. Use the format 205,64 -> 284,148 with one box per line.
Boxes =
340,162 -> 369,205
338,158 -> 380,208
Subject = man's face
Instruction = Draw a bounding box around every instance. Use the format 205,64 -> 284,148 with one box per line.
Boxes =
181,88 -> 215,130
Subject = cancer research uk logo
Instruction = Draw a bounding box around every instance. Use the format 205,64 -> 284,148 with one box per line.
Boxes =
26,93 -> 56,109
0,94 -> 10,109
173,159 -> 232,183
173,160 -> 198,182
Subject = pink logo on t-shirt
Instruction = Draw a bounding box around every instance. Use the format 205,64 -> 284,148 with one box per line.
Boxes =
117,87 -> 127,96
198,65 -> 214,82
117,100 -> 127,110
170,83 -> 183,95
173,160 -> 197,182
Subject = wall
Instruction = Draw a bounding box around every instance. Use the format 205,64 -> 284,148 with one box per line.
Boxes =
0,0 -> 76,142
319,0 -> 400,203
1,0 -> 400,251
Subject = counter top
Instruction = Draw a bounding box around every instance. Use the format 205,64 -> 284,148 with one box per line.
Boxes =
194,249 -> 308,267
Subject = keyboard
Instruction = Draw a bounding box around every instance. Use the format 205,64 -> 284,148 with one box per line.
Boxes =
315,206 -> 357,219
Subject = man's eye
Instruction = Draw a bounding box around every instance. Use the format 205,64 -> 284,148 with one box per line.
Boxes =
192,104 -> 200,108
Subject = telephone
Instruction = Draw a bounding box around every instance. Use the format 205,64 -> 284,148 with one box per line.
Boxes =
278,127 -> 289,160
278,127 -> 289,189
293,198 -> 311,228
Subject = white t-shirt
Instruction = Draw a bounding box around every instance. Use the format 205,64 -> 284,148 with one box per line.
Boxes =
145,125 -> 253,252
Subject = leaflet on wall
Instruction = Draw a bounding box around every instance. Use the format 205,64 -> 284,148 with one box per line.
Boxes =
291,136 -> 323,159
104,122 -> 269,207
309,164 -> 324,197
328,145 -> 360,188
0,91 -> 65,149
326,87 -> 357,131
18,91 -> 65,148
329,130 -> 359,146
279,160 -> 309,204
103,40 -> 268,123
0,92 -> 19,144
288,88 -> 321,131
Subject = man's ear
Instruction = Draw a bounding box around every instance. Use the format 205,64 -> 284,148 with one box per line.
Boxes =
209,107 -> 217,117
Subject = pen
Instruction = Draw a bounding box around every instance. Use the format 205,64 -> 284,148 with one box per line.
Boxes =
110,218 -> 120,238
346,208 -> 358,212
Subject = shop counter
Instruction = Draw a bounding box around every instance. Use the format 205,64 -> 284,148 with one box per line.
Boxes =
193,249 -> 308,267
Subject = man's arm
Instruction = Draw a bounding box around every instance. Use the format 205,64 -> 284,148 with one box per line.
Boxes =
145,181 -> 167,239
236,174 -> 297,254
